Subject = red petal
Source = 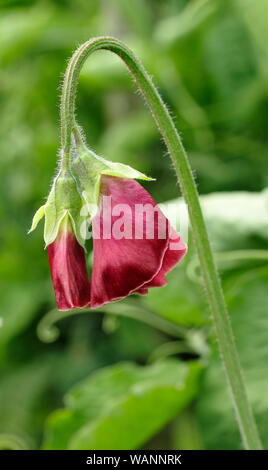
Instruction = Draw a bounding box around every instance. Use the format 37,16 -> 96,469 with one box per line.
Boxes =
137,228 -> 187,291
48,230 -> 91,310
90,176 -> 187,308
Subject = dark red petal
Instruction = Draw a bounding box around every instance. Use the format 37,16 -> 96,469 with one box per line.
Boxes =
48,231 -> 91,310
136,228 -> 187,291
90,176 -> 187,308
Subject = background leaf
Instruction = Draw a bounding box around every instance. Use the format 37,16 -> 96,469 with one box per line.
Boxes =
43,360 -> 201,450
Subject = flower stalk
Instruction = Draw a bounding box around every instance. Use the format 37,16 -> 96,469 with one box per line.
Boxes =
60,36 -> 262,449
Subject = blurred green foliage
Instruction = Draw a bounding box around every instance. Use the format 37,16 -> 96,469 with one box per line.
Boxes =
43,360 -> 201,450
0,0 -> 268,450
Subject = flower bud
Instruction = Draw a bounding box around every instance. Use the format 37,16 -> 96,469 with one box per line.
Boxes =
29,168 -> 91,310
47,213 -> 90,310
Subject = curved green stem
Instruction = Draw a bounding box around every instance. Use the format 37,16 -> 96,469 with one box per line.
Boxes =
37,302 -> 190,344
60,36 -> 262,449
148,341 -> 196,364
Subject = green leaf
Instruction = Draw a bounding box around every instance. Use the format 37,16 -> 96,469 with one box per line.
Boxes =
237,0 -> 268,74
43,359 -> 201,450
200,189 -> 268,250
141,263 -> 206,327
162,189 -> 268,253
196,266 -> 268,449
0,360 -> 52,447
0,281 -> 50,353
155,0 -> 217,45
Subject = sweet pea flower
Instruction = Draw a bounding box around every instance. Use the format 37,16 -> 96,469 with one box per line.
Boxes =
29,128 -> 187,311
71,127 -> 187,308
29,169 -> 91,310
89,174 -> 187,308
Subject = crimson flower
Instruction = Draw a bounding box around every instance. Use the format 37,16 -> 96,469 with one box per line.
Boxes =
30,130 -> 187,311
90,175 -> 186,308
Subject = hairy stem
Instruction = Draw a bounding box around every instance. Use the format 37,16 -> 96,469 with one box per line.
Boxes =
60,36 -> 262,449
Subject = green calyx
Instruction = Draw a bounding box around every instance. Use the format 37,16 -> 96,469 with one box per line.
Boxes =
29,124 -> 155,247
29,169 -> 86,247
71,124 -> 154,211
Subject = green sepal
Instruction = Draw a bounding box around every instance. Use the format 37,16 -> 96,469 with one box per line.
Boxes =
29,170 -> 88,248
28,204 -> 46,233
71,137 -> 154,214
100,160 -> 155,181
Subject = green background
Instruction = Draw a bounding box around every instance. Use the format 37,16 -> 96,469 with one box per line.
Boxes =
0,0 -> 268,450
